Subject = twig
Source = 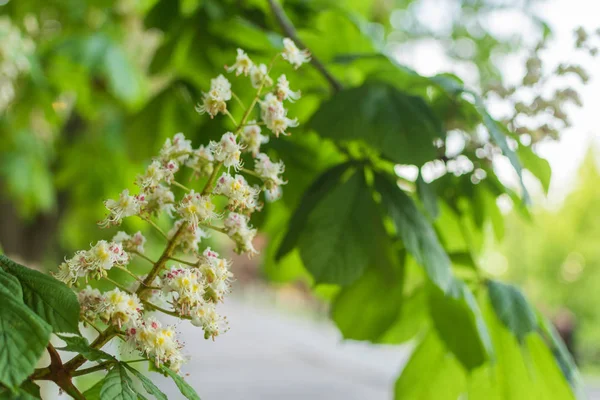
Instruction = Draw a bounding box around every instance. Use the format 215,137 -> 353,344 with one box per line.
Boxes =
82,317 -> 103,334
267,0 -> 343,93
168,256 -> 198,267
142,217 -> 169,240
172,181 -> 191,192
71,361 -> 114,377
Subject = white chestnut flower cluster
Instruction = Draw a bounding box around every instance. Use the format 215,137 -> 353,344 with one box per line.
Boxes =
54,41 -> 307,372
54,240 -> 130,285
0,17 -> 35,113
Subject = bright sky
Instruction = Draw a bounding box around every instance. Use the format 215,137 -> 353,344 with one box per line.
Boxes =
393,0 -> 599,205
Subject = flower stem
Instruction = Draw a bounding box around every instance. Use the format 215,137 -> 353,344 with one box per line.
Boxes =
168,256 -> 197,267
141,217 -> 169,240
172,180 -> 191,192
231,92 -> 247,111
71,361 -> 114,377
133,251 -> 157,265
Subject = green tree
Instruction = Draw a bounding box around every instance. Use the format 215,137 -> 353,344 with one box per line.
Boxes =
0,0 -> 586,398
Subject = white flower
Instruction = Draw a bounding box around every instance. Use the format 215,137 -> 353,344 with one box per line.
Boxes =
198,247 -> 234,301
176,190 -> 218,229
191,302 -> 227,339
208,132 -> 243,170
78,286 -> 103,320
214,173 -> 261,213
145,184 -> 176,217
281,38 -> 311,69
223,212 -> 258,256
264,185 -> 283,202
112,231 -> 146,254
254,153 -> 286,186
99,189 -> 145,228
275,74 -> 300,102
195,75 -> 232,118
162,266 -> 205,315
185,145 -> 214,178
129,317 -> 184,370
249,63 -> 273,89
100,288 -> 143,329
259,93 -> 298,137
158,133 -> 192,164
136,160 -> 167,190
84,240 -> 129,279
168,219 -> 209,253
240,121 -> 269,156
225,48 -> 253,76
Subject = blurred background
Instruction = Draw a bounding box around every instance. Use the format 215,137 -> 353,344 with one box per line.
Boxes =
1,0 -> 599,398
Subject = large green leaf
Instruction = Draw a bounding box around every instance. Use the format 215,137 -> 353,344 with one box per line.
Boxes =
378,287 -> 428,344
0,269 -> 22,298
0,289 -> 52,389
123,364 -> 167,400
57,334 -> 114,362
394,330 -> 466,399
83,379 -> 104,400
309,82 -> 444,166
374,174 -> 452,291
487,280 -> 537,342
0,255 -> 80,334
100,364 -> 137,400
276,162 -> 353,261
331,265 -> 404,341
468,298 -> 576,400
428,280 -> 493,370
297,171 -> 374,285
161,366 -> 201,400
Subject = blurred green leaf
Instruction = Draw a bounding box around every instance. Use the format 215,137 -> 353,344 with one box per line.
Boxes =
375,173 -> 452,291
310,82 -> 444,166
487,280 -> 537,342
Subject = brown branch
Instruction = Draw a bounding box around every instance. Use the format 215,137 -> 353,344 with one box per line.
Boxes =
267,0 -> 343,93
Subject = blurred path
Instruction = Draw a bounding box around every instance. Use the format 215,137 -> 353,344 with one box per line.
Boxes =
155,298 -> 411,400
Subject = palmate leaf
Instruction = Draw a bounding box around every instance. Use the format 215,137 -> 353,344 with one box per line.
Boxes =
100,364 -> 137,400
487,280 -> 537,342
309,82 -> 444,166
123,364 -> 168,400
276,161 -> 353,261
429,280 -> 494,370
374,173 -> 452,292
297,171 -> 376,285
0,255 -> 80,334
0,286 -> 52,389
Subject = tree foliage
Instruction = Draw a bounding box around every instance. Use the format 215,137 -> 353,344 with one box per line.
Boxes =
0,0 -> 584,398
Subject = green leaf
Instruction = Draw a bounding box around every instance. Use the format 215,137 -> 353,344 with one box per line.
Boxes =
297,171 -> 373,285
309,82 -> 444,166
487,280 -> 537,342
0,269 -> 22,298
416,172 -> 439,219
374,174 -> 452,291
276,162 -> 353,261
0,289 -> 52,389
123,365 -> 167,400
56,334 -> 114,362
103,44 -> 142,104
100,364 -> 137,400
0,255 -> 80,334
161,366 -> 201,400
331,265 -> 404,341
518,144 -> 552,194
394,330 -> 466,399
0,380 -> 41,399
378,287 -> 428,344
83,379 -> 104,400
428,279 -> 493,370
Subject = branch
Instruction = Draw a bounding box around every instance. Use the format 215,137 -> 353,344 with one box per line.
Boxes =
267,0 -> 343,93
